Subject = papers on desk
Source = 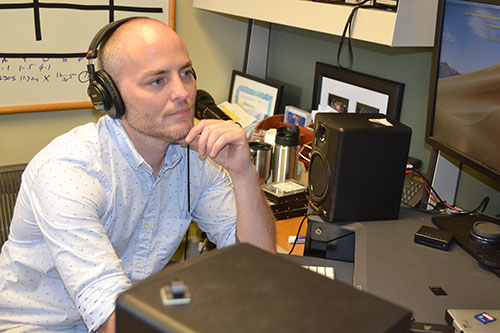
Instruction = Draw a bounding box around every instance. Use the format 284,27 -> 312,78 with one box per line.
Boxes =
218,101 -> 257,129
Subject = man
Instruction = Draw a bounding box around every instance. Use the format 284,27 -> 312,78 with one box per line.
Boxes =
0,18 -> 275,332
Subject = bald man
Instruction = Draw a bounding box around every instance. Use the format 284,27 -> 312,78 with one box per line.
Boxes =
0,18 -> 275,332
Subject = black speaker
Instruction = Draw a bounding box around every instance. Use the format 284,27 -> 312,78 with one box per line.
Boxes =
116,243 -> 412,332
308,113 -> 411,222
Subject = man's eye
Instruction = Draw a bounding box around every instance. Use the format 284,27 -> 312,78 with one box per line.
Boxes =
151,78 -> 163,86
180,69 -> 194,79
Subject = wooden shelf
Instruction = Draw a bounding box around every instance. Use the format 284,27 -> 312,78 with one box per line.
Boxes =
193,0 -> 438,47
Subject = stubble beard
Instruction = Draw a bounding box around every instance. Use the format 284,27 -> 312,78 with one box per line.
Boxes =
123,104 -> 194,144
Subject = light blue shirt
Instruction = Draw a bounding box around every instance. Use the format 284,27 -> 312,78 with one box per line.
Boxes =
0,116 -> 236,332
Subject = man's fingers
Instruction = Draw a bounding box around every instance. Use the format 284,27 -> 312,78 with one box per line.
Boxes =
186,120 -> 242,157
199,121 -> 233,157
207,132 -> 235,158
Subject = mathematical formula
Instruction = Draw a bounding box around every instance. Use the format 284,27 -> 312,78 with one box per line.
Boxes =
0,58 -> 88,84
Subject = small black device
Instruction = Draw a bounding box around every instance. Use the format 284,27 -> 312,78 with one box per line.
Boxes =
414,225 -> 454,251
304,214 -> 356,262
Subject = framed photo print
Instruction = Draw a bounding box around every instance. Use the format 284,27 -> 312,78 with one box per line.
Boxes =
311,62 -> 404,120
228,70 -> 283,117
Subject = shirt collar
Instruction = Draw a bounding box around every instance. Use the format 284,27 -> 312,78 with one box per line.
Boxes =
103,116 -> 184,173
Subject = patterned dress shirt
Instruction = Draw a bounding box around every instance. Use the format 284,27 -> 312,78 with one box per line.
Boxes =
0,116 -> 236,332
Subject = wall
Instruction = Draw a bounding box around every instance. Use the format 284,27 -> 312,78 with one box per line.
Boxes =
0,110 -> 101,165
176,1 -> 248,103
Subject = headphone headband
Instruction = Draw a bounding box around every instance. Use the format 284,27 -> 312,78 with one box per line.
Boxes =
86,17 -> 141,61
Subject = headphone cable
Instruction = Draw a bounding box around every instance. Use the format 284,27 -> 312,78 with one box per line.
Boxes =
183,145 -> 191,261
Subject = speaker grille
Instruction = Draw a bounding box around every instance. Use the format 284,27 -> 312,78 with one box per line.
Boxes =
308,152 -> 328,201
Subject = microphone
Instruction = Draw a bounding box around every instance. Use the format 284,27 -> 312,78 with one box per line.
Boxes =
195,89 -> 232,121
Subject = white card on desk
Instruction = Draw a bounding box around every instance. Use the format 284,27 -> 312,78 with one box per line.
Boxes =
446,309 -> 500,332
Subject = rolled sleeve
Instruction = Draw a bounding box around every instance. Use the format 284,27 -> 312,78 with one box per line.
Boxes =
77,273 -> 132,331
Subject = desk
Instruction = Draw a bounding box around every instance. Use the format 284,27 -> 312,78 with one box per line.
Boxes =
275,216 -> 307,255
275,207 -> 500,325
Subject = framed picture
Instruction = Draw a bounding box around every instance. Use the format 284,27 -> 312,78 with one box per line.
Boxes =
311,62 -> 404,120
228,70 -> 283,117
284,106 -> 312,127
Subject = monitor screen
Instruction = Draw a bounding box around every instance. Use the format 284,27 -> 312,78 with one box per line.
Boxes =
426,0 -> 500,183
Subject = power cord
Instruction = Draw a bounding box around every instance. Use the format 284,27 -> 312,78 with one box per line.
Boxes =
408,161 -> 490,216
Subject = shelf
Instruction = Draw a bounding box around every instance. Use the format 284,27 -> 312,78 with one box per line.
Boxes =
192,0 -> 438,47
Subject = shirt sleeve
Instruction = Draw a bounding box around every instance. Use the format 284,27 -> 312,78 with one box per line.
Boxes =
28,158 -> 131,331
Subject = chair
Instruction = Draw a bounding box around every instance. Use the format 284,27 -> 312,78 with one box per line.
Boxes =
0,163 -> 27,249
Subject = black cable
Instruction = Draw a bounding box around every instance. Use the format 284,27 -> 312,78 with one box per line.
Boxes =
183,145 -> 191,261
409,164 -> 454,212
288,210 -> 324,255
409,162 -> 491,216
472,197 -> 489,213
288,214 -> 308,255
288,212 -> 356,259
337,0 -> 372,70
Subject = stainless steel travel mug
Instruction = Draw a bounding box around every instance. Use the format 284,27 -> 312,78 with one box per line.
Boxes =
272,125 -> 300,182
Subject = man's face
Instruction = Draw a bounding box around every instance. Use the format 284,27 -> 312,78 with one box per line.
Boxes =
115,24 -> 197,144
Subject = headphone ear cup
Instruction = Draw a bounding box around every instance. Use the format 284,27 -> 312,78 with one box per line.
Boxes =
88,70 -> 125,119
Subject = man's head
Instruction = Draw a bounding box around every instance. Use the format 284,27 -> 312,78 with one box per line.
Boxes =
98,17 -> 197,144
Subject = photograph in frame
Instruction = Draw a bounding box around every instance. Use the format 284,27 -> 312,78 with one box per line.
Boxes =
228,70 -> 283,118
312,62 -> 404,120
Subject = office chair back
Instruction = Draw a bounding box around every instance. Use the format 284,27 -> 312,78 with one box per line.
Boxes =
0,163 -> 27,249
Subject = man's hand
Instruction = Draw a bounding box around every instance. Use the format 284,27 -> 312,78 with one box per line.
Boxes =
184,119 -> 252,177
184,119 -> 276,253
98,312 -> 116,333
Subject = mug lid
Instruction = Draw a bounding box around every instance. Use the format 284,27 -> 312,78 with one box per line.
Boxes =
249,142 -> 272,151
275,125 -> 300,146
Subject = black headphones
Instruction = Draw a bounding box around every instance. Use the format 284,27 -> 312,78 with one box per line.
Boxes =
86,17 -> 140,119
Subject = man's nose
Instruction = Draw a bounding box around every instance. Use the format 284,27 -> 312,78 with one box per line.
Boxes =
170,74 -> 190,100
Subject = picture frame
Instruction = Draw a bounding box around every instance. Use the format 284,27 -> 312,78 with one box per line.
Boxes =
284,106 -> 312,127
228,70 -> 283,118
311,62 -> 404,120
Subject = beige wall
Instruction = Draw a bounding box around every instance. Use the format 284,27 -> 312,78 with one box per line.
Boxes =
0,4 -> 248,166
176,1 -> 248,103
0,110 -> 101,165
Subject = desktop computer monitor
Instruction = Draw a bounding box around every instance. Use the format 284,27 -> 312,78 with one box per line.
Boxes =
426,0 -> 500,272
426,0 -> 500,184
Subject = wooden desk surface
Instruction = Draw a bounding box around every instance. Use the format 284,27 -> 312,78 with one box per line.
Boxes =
275,216 -> 308,255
